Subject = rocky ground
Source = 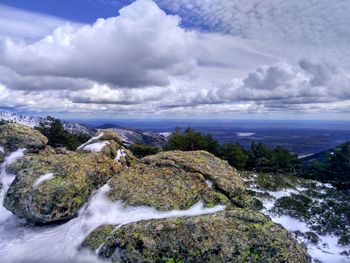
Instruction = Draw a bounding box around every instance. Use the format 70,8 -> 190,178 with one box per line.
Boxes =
0,122 -> 347,262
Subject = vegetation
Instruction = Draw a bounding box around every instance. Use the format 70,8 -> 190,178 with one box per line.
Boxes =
35,116 -> 91,150
128,144 -> 161,158
164,128 -> 219,155
164,128 -> 300,175
302,142 -> 350,190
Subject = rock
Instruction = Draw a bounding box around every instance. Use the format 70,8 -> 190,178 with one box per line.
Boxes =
0,123 -> 48,153
107,163 -> 229,210
141,151 -> 245,196
81,209 -> 311,263
77,130 -> 136,166
3,147 -> 122,224
106,150 -> 244,210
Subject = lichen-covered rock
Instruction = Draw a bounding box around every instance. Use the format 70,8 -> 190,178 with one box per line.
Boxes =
107,163 -> 229,210
98,129 -> 122,143
106,150 -> 245,210
77,130 -> 136,166
0,123 -> 48,153
141,151 -> 245,197
3,147 -> 122,224
81,209 -> 311,263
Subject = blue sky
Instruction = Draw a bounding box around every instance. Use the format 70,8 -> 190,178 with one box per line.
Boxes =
0,0 -> 349,119
0,0 -> 132,23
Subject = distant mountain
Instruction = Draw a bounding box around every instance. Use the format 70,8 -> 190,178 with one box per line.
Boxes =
0,112 -> 95,135
97,124 -> 167,147
0,112 -> 168,147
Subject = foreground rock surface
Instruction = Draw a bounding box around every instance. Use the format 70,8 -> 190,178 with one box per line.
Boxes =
107,151 -> 245,210
82,209 -> 310,263
0,123 -> 47,153
4,147 -> 122,224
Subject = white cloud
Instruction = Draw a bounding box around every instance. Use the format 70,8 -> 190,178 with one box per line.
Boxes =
0,0 -> 197,89
0,4 -> 77,41
0,0 -> 349,118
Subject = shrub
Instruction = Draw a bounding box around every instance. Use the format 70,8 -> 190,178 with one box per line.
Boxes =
35,116 -> 91,150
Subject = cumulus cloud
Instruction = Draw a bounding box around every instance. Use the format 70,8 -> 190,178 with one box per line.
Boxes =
0,0 -> 349,117
156,0 -> 350,68
0,0 -> 197,89
206,61 -> 350,103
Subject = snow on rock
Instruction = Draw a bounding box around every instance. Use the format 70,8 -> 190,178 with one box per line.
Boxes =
77,133 -> 104,150
115,149 -> 127,162
0,149 -> 26,224
0,146 -> 4,154
0,184 -> 225,262
32,173 -> 55,189
205,179 -> 214,188
83,141 -> 110,153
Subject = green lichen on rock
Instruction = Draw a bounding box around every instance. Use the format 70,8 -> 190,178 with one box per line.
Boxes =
106,150 -> 245,210
107,163 -> 229,210
77,129 -> 136,166
3,147 -> 122,224
82,209 -> 310,263
0,123 -> 48,153
141,151 -> 245,196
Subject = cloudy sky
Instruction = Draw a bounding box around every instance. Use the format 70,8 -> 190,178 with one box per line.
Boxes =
0,0 -> 349,119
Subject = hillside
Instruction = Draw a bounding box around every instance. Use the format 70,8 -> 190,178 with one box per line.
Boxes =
0,122 -> 349,262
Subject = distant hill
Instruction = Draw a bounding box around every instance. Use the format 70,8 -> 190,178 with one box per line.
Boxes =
97,124 -> 167,147
0,112 -> 167,147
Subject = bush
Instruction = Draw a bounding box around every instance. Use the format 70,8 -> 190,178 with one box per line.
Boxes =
129,144 -> 160,158
35,116 -> 91,150
164,128 -> 219,155
164,128 -> 300,174
303,142 -> 350,190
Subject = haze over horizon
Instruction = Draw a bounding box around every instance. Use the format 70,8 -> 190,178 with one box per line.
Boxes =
0,0 -> 350,119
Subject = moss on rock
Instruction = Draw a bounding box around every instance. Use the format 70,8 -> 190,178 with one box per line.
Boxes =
3,147 -> 122,224
141,151 -> 245,196
107,163 -> 229,210
0,123 -> 48,153
81,209 -> 310,263
106,150 -> 246,210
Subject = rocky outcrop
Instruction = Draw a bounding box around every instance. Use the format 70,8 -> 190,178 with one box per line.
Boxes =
0,123 -> 48,153
106,151 -> 244,210
77,130 -> 136,167
3,147 -> 122,224
81,209 -> 310,263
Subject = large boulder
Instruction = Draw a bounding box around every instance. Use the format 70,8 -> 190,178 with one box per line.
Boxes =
0,123 -> 48,153
81,209 -> 311,262
106,151 -> 244,210
3,147 -> 122,224
141,151 -> 245,197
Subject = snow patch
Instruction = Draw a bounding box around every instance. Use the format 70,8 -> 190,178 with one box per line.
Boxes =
115,149 -> 127,162
83,141 -> 110,153
205,179 -> 214,188
77,133 -> 104,150
0,146 -> 4,154
0,184 -> 225,262
32,173 -> 54,189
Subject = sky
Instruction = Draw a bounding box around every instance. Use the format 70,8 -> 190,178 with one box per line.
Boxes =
0,0 -> 349,119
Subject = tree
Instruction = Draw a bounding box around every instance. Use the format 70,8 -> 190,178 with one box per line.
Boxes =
35,116 -> 91,150
164,128 -> 219,155
219,143 -> 248,170
129,144 -> 160,158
